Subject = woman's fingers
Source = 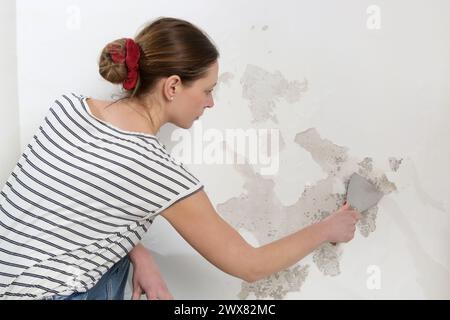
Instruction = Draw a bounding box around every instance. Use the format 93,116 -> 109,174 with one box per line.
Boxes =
340,201 -> 351,211
351,210 -> 362,221
146,290 -> 159,300
160,292 -> 174,300
131,284 -> 143,300
145,288 -> 173,300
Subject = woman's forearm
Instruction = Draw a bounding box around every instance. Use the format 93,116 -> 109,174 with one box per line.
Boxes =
247,221 -> 328,282
158,189 -> 356,284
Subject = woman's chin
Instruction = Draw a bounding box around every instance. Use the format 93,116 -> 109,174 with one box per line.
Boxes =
173,117 -> 199,129
180,121 -> 195,129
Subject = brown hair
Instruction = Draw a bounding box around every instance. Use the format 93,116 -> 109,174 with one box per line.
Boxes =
98,17 -> 219,98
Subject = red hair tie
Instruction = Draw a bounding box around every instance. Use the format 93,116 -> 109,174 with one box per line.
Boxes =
107,38 -> 141,90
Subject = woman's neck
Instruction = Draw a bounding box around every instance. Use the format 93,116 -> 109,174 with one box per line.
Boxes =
118,96 -> 168,135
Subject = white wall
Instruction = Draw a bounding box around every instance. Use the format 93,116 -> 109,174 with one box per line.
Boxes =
10,0 -> 450,299
0,0 -> 20,187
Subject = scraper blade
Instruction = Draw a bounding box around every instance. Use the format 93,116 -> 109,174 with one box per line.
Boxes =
346,173 -> 384,212
330,173 -> 384,245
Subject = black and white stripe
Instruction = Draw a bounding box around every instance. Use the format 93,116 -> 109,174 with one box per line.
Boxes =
0,93 -> 203,299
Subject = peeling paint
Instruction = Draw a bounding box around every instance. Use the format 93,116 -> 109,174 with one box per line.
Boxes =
357,206 -> 378,237
358,157 -> 373,176
241,64 -> 308,123
217,128 -> 400,298
238,265 -> 309,299
389,157 -> 403,172
313,243 -> 342,276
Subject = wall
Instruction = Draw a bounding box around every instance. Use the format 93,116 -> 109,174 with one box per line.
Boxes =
0,0 -> 20,186
10,0 -> 450,299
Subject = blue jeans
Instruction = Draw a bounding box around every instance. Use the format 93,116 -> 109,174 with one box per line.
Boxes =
48,256 -> 131,300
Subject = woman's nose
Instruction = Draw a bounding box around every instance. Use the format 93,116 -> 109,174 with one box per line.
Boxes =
206,97 -> 214,108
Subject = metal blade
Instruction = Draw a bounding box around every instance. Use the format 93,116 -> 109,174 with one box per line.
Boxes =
346,173 -> 384,212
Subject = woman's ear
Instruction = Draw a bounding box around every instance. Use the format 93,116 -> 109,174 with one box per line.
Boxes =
164,75 -> 181,101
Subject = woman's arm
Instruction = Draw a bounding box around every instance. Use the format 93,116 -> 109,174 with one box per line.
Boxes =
160,190 -> 360,283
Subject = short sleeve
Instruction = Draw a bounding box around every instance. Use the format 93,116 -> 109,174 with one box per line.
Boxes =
146,153 -> 204,219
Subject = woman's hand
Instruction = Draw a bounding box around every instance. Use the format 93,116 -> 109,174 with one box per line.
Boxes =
321,202 -> 362,244
128,243 -> 173,300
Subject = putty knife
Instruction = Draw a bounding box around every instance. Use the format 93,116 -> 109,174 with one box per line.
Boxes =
331,173 -> 383,245
346,173 -> 384,212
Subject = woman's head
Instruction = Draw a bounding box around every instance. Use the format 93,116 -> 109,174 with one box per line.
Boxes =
98,17 -> 219,129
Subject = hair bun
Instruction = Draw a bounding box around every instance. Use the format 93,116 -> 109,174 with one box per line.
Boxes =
97,18 -> 219,98
98,38 -> 128,84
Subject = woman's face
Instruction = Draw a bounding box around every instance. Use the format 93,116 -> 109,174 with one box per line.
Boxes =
170,61 -> 219,129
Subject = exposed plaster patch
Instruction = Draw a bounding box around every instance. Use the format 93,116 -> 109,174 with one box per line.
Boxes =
241,65 -> 308,123
389,157 -> 403,172
238,265 -> 309,300
218,128 -> 399,297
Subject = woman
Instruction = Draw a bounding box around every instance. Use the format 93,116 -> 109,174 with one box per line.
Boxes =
0,17 -> 360,300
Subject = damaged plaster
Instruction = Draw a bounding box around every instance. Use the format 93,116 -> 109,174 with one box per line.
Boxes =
241,65 -> 308,123
238,265 -> 309,300
217,128 -> 401,299
389,157 -> 403,172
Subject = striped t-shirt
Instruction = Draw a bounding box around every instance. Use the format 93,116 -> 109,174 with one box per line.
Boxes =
0,93 -> 203,299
